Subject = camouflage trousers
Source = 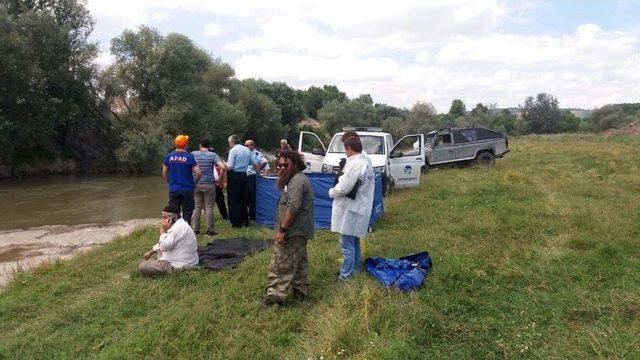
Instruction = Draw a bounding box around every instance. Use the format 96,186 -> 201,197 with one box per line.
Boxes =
265,236 -> 309,302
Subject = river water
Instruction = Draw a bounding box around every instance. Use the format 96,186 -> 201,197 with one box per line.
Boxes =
0,174 -> 168,231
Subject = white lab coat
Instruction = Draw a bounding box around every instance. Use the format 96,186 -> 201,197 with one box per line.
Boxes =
329,152 -> 375,239
153,218 -> 199,268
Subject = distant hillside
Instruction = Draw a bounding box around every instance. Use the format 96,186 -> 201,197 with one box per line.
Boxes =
494,107 -> 592,118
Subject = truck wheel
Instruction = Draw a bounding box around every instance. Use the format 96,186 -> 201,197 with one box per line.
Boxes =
476,152 -> 496,166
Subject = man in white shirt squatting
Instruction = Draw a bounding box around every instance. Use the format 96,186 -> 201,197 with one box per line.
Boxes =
328,134 -> 375,281
139,205 -> 199,277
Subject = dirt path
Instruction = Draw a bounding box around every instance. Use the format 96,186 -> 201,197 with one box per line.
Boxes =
0,219 -> 156,288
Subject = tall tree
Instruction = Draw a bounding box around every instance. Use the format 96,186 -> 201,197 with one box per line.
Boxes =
449,99 -> 466,118
106,26 -> 245,171
318,99 -> 375,134
519,93 -> 562,133
246,79 -> 305,128
302,84 -> 347,119
406,101 -> 438,133
373,103 -> 407,127
109,26 -> 164,116
230,80 -> 286,149
381,116 -> 409,140
471,103 -> 489,116
0,0 -> 114,173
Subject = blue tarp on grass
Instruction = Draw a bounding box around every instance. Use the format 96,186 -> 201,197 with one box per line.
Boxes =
365,252 -> 433,291
255,172 -> 384,229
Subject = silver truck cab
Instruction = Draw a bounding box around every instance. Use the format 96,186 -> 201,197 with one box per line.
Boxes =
425,126 -> 509,169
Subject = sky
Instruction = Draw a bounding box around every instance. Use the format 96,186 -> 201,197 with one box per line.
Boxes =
87,0 -> 640,112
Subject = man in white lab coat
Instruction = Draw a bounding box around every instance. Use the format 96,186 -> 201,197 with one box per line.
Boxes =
139,205 -> 199,276
329,135 -> 375,280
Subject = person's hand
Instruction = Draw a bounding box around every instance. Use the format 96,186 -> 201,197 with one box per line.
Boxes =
144,250 -> 156,261
160,217 -> 172,233
275,230 -> 285,244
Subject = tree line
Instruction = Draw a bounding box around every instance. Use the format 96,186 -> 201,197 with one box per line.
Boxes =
1,0 -> 638,176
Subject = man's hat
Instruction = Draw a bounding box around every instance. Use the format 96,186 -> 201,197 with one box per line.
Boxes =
174,135 -> 189,148
162,205 -> 180,216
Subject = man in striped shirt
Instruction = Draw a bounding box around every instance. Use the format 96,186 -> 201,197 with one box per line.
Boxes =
191,139 -> 226,236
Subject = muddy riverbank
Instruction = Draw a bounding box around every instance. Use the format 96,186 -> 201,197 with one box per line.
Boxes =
0,219 -> 156,287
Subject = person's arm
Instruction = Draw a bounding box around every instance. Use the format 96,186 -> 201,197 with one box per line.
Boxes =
193,164 -> 202,183
258,154 -> 268,170
329,161 -> 360,198
276,176 -> 303,243
162,164 -> 168,180
145,217 -> 177,259
250,153 -> 262,172
226,148 -> 236,170
153,220 -> 184,252
276,208 -> 294,244
216,160 -> 226,177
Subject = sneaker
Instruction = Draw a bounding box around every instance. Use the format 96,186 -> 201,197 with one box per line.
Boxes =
205,231 -> 217,237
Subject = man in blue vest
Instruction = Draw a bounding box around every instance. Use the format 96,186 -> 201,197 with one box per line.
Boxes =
245,139 -> 269,222
162,135 -> 201,227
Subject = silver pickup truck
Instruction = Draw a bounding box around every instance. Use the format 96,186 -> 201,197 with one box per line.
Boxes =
424,126 -> 509,171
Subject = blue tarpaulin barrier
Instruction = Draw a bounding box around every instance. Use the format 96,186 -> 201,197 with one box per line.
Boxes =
364,252 -> 433,291
255,172 -> 384,229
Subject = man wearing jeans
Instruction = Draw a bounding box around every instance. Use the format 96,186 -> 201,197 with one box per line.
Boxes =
329,135 -> 375,281
191,139 -> 226,236
162,135 -> 201,227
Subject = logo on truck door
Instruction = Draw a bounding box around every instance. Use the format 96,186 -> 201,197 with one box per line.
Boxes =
404,165 -> 412,174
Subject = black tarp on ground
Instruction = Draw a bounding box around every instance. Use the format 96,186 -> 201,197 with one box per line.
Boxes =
197,238 -> 270,270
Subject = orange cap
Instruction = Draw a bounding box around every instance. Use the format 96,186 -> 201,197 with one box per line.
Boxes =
174,135 -> 189,148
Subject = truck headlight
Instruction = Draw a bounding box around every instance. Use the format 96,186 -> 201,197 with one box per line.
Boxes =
322,164 -> 333,172
373,166 -> 386,173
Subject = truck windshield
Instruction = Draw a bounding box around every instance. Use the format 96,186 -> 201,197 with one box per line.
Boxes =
327,135 -> 386,155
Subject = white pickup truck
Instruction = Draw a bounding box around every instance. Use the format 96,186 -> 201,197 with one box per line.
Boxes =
298,128 -> 426,192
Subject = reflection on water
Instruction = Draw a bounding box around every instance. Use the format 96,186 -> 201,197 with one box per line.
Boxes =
0,174 -> 168,230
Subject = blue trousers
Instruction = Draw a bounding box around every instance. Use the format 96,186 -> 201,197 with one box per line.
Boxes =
339,234 -> 361,279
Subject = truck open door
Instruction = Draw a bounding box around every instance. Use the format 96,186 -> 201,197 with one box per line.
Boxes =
297,131 -> 326,172
388,133 -> 425,188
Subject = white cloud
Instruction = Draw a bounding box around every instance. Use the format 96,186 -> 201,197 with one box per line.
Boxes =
415,50 -> 430,63
86,1 -> 640,110
234,52 -> 400,82
226,18 -> 373,57
233,22 -> 640,111
204,23 -> 223,37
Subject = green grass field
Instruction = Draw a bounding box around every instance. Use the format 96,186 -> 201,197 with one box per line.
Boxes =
1,134 -> 639,359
